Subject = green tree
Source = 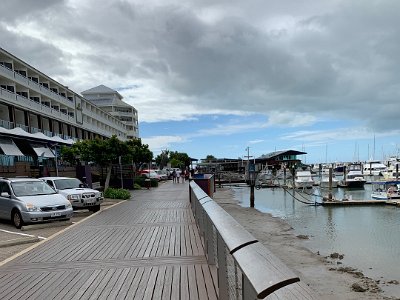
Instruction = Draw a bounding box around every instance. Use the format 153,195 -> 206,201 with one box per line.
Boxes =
125,138 -> 153,168
155,150 -> 170,169
204,155 -> 216,162
169,151 -> 191,168
61,136 -> 153,190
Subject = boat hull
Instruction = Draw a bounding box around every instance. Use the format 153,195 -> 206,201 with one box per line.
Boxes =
339,180 -> 366,189
320,181 -> 338,188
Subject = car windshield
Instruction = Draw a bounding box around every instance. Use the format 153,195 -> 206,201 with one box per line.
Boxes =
12,181 -> 56,196
53,178 -> 83,190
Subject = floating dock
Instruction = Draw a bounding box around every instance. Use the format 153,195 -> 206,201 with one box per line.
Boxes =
321,198 -> 400,206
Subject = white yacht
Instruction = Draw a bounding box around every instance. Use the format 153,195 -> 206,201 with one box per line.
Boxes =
363,161 -> 387,176
319,172 -> 339,188
294,170 -> 314,189
381,158 -> 400,180
339,163 -> 366,188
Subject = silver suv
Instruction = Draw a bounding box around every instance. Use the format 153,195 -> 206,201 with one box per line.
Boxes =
40,177 -> 103,212
0,177 -> 73,229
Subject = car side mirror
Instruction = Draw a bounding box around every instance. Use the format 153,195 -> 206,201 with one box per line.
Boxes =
1,192 -> 11,198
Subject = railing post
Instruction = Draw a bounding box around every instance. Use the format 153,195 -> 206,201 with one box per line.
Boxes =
217,232 -> 229,300
242,275 -> 257,300
205,214 -> 215,265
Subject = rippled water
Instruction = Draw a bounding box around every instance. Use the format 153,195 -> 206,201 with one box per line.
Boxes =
232,184 -> 400,281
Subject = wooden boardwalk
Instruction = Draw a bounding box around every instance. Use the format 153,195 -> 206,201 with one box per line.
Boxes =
0,181 -> 218,300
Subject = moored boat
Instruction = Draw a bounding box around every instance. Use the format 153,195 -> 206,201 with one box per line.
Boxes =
295,170 -> 314,189
339,163 -> 366,189
320,173 -> 339,188
371,180 -> 400,200
363,160 -> 387,176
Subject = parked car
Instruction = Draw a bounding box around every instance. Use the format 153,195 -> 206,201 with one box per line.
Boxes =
0,177 -> 73,229
138,170 -> 162,181
40,177 -> 103,212
155,170 -> 169,181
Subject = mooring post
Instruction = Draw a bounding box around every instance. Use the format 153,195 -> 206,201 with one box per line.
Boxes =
328,167 -> 333,200
250,184 -> 255,207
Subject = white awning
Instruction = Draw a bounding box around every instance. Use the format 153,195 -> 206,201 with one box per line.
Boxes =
0,139 -> 24,156
31,145 -> 55,158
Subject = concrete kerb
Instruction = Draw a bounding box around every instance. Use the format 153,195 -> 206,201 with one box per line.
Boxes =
0,200 -> 126,267
0,236 -> 40,248
21,220 -> 73,231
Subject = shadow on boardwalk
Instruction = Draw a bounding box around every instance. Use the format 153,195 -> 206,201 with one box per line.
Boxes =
0,181 -> 218,300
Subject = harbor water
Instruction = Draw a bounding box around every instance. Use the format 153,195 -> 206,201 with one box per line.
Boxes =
232,183 -> 400,282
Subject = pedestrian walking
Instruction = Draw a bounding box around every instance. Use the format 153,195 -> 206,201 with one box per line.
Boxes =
172,169 -> 177,183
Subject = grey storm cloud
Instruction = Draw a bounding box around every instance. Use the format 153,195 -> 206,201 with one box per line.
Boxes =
1,0 -> 400,132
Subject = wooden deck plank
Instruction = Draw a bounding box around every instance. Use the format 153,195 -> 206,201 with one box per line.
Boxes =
162,226 -> 173,257
142,266 -> 160,299
195,264 -> 208,300
204,264 -> 219,300
188,264 -> 199,300
180,223 -> 186,256
4,272 -> 48,300
170,265 -> 180,300
156,226 -> 169,257
0,182 -> 221,300
87,268 -> 119,300
84,229 -> 119,261
161,265 -> 173,300
151,265 -> 167,300
0,273 -> 24,295
124,226 -> 148,259
133,267 -> 152,300
181,265 -> 190,300
98,228 -> 129,259
68,269 -> 105,300
111,228 -> 141,259
40,270 -> 81,299
114,267 -> 141,299
26,270 -> 69,300
58,270 -> 100,300
0,272 -> 34,298
131,226 -> 153,258
143,227 -> 161,258
104,267 -> 130,299
18,272 -> 59,299
149,225 -> 165,257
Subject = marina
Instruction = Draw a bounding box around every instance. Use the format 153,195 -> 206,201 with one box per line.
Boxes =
231,182 -> 400,286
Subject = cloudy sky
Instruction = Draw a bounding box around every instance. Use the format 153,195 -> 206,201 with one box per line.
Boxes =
2,0 -> 400,163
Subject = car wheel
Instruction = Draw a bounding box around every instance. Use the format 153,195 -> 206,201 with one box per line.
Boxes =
12,210 -> 24,229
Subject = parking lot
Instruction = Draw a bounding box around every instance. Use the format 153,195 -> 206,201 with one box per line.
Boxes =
0,199 -> 123,263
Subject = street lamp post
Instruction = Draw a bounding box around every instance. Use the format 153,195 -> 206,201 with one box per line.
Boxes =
51,143 -> 59,177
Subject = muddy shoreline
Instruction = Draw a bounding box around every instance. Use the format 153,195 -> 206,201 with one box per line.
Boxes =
213,187 -> 399,300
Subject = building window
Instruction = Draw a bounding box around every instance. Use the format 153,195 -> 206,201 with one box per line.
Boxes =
0,62 -> 12,69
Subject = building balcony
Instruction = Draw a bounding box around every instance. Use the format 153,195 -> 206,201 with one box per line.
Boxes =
0,63 -> 74,110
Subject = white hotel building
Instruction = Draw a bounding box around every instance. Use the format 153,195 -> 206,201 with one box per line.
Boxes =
0,48 -> 138,177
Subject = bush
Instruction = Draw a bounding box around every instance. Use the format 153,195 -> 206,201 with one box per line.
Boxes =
134,177 -> 159,188
134,183 -> 142,190
104,188 -> 131,200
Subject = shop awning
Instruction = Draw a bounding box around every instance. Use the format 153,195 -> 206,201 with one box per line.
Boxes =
30,144 -> 55,158
0,139 -> 24,156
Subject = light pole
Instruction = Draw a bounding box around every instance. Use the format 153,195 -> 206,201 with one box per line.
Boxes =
51,143 -> 59,177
